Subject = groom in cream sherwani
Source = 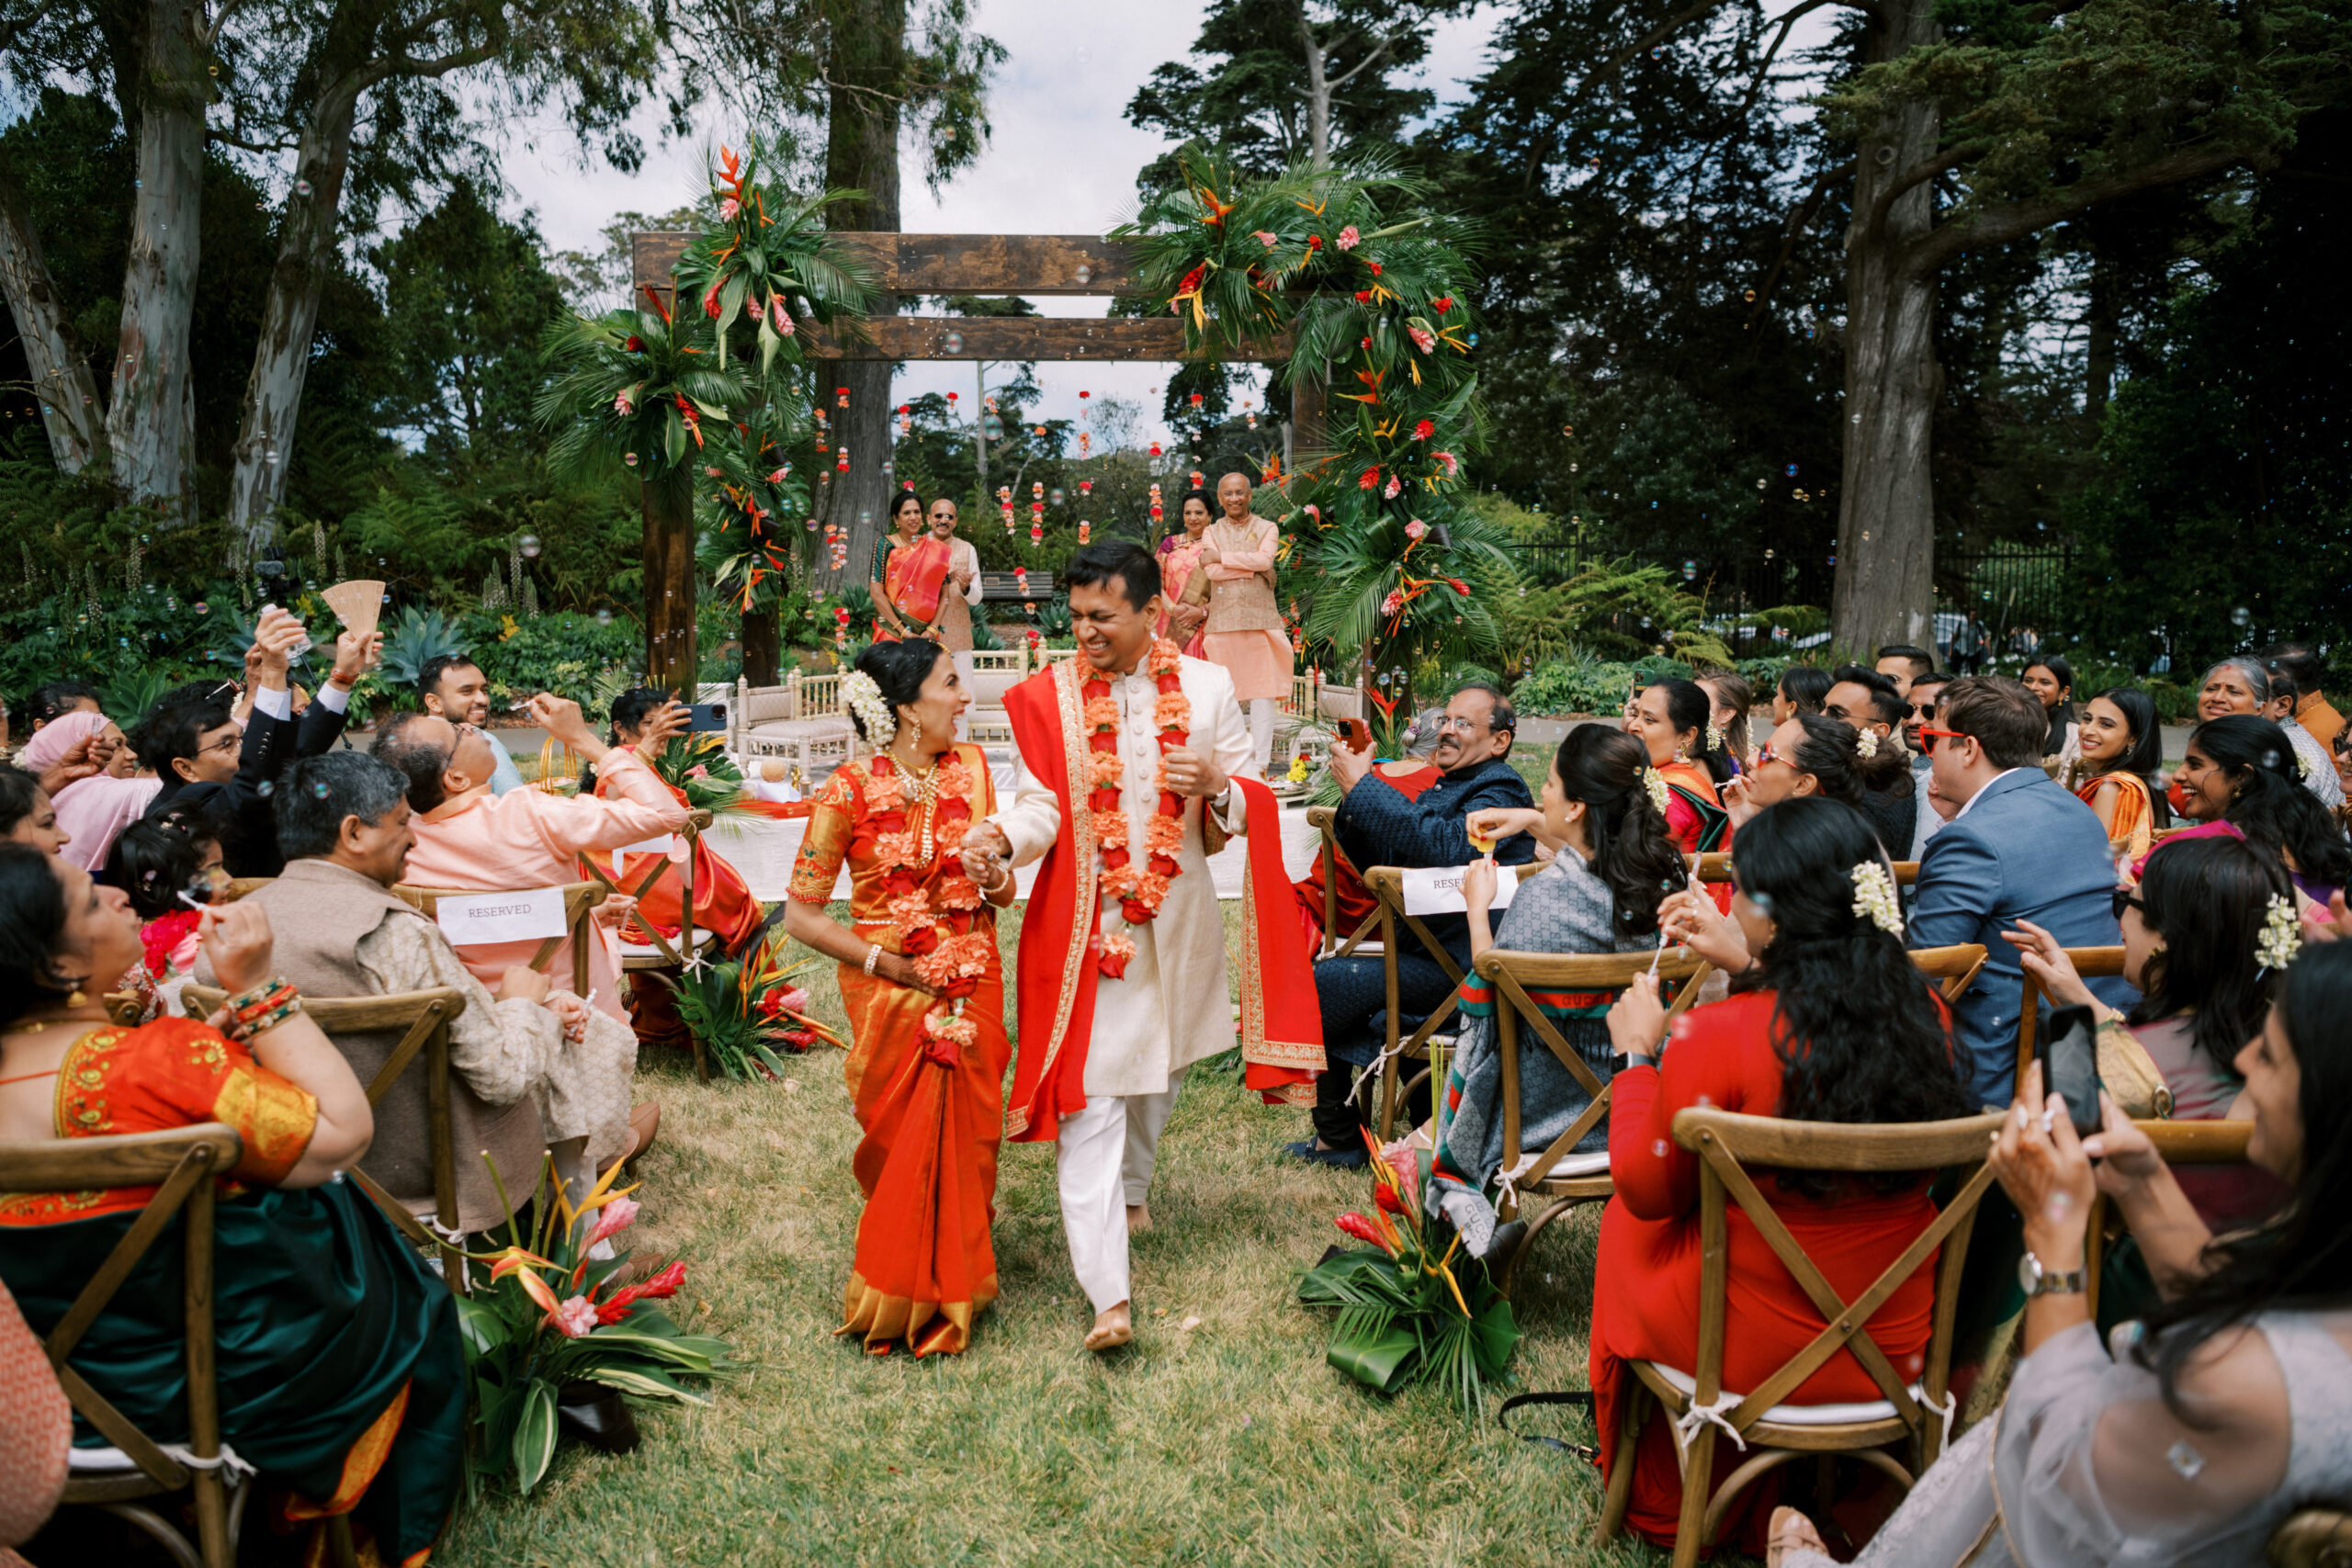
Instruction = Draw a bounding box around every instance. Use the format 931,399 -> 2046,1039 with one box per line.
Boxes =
960,541 -> 1260,1352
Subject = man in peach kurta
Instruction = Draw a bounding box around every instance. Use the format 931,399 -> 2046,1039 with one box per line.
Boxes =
372,694 -> 687,1030
1200,470 -> 1294,772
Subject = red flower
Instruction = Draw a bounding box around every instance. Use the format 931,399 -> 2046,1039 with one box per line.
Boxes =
1354,289 -> 1373,304
1336,1213 -> 1381,1245
593,1260 -> 687,1324
625,334 -> 645,352
1430,296 -> 1453,314
1448,578 -> 1470,595
702,279 -> 723,319
1306,233 -> 1323,251
1374,1183 -> 1411,1217
1412,419 -> 1435,440
1359,467 -> 1381,491
1367,261 -> 1383,276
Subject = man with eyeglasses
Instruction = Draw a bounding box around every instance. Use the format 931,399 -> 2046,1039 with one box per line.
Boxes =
1902,671 -> 1955,859
1285,682 -> 1536,1168
141,606 -> 377,876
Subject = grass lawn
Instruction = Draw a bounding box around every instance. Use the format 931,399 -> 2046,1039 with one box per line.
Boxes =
435,899 -> 1673,1568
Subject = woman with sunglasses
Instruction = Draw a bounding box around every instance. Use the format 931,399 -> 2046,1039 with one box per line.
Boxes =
2157,715 -> 2350,909
2005,834 -> 2294,1234
2067,686 -> 2168,861
1724,712 -> 1914,852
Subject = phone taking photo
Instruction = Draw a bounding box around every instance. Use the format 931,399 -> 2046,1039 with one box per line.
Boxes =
2037,1003 -> 2105,1138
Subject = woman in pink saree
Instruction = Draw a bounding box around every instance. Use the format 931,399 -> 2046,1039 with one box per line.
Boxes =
1153,488 -> 1214,655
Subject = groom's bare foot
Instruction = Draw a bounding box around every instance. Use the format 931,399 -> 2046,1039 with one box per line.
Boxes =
1084,1302 -> 1133,1352
1125,1201 -> 1150,1232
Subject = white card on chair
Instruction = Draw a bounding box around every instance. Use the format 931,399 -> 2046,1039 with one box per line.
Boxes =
435,888 -> 569,946
1399,862 -> 1519,918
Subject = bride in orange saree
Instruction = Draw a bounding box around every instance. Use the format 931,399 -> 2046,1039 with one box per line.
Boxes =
783,639 -> 1015,1356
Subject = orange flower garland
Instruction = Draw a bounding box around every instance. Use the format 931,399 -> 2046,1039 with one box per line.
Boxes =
865,754 -> 989,1064
1083,638 -> 1192,978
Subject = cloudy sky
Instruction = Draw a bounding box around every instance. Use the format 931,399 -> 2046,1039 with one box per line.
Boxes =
503,0 -> 1506,447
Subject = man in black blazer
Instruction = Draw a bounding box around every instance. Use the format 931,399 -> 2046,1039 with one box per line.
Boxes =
143,608 -> 377,877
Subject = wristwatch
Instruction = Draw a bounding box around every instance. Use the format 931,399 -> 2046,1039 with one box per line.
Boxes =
2018,1249 -> 2087,1298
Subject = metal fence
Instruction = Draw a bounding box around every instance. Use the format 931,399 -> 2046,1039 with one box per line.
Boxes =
1503,541 -> 2081,660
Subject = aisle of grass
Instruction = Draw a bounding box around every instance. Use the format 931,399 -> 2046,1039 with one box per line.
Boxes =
436,901 -> 1662,1568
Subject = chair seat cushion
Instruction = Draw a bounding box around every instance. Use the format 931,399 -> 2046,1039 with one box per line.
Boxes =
1643,1361 -> 1906,1427
750,717 -> 854,740
1504,1148 -> 1612,1183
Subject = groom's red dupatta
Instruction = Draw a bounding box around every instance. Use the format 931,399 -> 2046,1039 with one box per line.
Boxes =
1001,660 -> 1323,1144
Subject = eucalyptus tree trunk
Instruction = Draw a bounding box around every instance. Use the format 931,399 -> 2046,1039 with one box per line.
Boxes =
1299,5 -> 1332,168
1832,0 -> 1942,654
227,82 -> 363,547
107,0 -> 209,523
0,162 -> 105,472
644,468 -> 698,693
807,0 -> 906,664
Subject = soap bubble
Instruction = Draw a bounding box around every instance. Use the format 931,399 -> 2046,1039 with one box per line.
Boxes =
256,780 -> 275,797
624,452 -> 639,466
1049,488 -> 1065,506
517,534 -> 541,558
296,179 -> 312,197
944,330 -> 965,354
311,782 -> 331,798
594,609 -> 614,626
1075,264 -> 1093,286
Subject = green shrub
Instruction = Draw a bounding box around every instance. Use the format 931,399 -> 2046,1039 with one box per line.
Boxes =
469,612 -> 643,709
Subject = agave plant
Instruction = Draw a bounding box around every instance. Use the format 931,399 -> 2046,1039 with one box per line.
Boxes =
377,607 -> 473,688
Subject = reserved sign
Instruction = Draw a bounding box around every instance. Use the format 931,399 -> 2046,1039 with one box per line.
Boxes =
1399,862 -> 1522,918
435,887 -> 570,946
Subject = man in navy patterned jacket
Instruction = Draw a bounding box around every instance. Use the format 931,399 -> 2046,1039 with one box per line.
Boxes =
1284,682 -> 1535,1168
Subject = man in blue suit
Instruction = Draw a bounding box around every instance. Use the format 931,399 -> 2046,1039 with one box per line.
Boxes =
1908,676 -> 2130,1108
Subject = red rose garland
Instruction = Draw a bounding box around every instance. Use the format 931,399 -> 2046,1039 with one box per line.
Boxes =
1081,639 -> 1192,978
865,754 -> 990,1065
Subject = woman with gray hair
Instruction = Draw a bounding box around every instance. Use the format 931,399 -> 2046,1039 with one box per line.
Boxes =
2198,656 -> 2342,807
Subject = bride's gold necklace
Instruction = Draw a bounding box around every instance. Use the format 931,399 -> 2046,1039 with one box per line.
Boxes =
890,736 -> 946,864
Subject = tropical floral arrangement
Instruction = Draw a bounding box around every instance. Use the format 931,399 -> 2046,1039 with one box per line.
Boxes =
1298,1132 -> 1520,1421
668,931 -> 842,1081
648,729 -> 750,814
1115,144 -> 1512,722
459,1156 -> 732,1495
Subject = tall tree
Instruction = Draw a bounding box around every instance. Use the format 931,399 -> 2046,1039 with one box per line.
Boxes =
1126,0 -> 1462,177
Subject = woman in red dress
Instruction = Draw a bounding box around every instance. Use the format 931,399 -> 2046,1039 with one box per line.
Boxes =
1592,796 -> 1973,1557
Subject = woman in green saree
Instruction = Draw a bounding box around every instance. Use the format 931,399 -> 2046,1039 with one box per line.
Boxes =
0,843 -> 465,1566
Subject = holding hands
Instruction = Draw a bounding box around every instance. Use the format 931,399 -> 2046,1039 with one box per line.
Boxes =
959,822 -> 1014,895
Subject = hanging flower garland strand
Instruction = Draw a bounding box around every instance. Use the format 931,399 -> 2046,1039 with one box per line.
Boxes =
1082,640 -> 1192,977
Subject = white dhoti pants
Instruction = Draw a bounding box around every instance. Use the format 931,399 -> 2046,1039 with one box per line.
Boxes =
1247,698 -> 1275,772
1056,1073 -> 1184,1313
952,649 -> 976,740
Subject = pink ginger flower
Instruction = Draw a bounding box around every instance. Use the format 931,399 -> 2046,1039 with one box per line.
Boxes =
771,297 -> 794,335
614,390 -> 634,415
1382,590 -> 1405,617
586,1194 -> 640,1247
550,1294 -> 598,1337
777,986 -> 811,1014
1405,518 -> 1427,541
1253,230 -> 1279,248
1408,325 -> 1437,354
1433,450 -> 1459,478
720,197 -> 741,220
1383,475 -> 1403,499
1337,225 -> 1361,251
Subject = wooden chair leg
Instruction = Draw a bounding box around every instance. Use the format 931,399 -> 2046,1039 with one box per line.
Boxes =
1597,1377 -> 1649,1542
1672,1422 -> 1719,1568
325,1511 -> 360,1568
692,1030 -> 710,1084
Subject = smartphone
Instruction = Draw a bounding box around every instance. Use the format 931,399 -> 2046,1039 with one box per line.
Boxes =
2038,1003 -> 2104,1137
684,702 -> 729,733
1336,717 -> 1373,754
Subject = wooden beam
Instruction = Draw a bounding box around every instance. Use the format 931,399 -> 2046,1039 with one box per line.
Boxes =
809,317 -> 1288,363
630,231 -> 1145,298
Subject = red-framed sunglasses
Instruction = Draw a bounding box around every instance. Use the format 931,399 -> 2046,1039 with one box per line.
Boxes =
1914,726 -> 1972,753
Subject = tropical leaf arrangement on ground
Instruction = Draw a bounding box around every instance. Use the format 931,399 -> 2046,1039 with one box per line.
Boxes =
457,1156 -> 731,1496
1298,1133 -> 1520,1421
668,931 -> 842,1082
1117,145 -> 1509,732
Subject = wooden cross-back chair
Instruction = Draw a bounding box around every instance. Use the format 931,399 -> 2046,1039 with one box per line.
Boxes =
2013,945 -> 2128,1096
184,985 -> 470,1295
2085,1119 -> 2252,1318
582,810 -> 721,1081
0,1124 -> 245,1568
1305,806 -> 1382,961
1597,1106 -> 2008,1568
2271,1505 -> 2352,1567
1475,945 -> 1710,1291
1360,862 -> 1549,1141
391,880 -> 601,994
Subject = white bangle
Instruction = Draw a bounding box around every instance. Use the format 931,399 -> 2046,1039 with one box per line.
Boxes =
863,944 -> 881,976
